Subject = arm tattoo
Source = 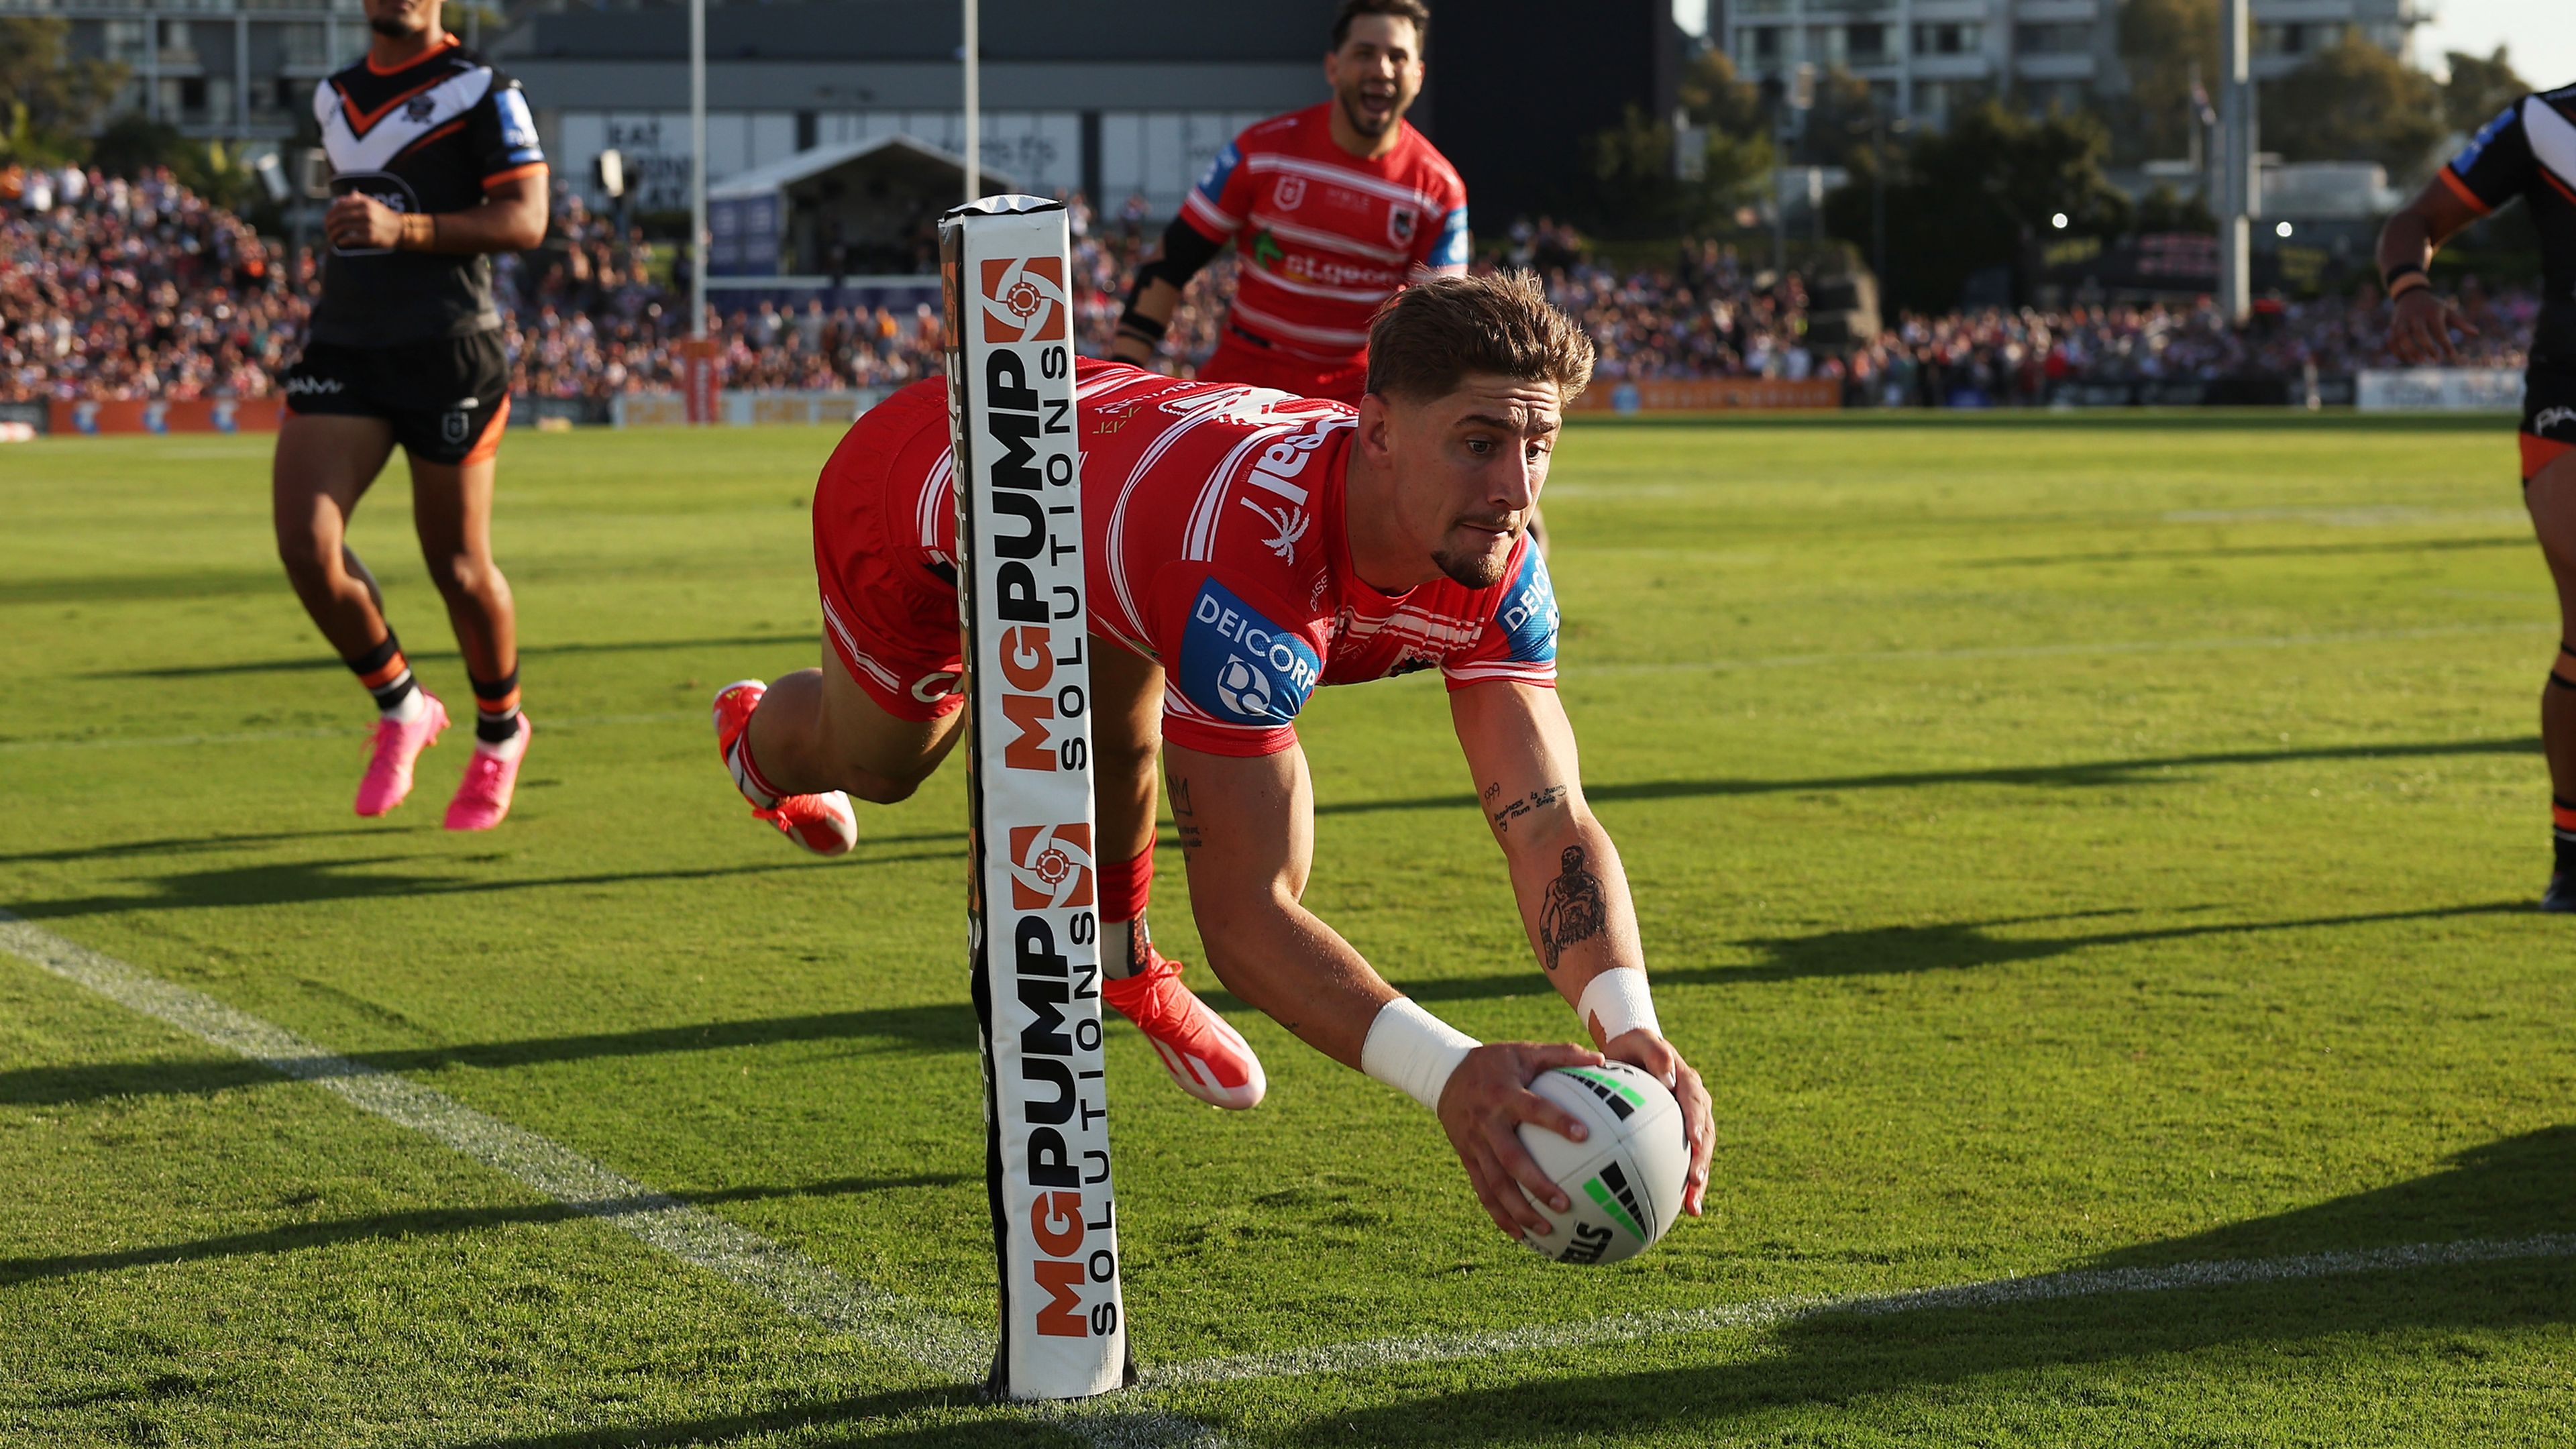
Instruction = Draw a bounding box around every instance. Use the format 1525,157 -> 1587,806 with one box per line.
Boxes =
1490,783 -> 1568,835
1538,845 -> 1606,972
1169,776 -> 1202,853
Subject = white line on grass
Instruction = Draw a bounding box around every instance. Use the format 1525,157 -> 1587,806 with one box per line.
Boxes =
0,914 -> 1217,1449
1144,1232 -> 2576,1388
11,916 -> 2569,1437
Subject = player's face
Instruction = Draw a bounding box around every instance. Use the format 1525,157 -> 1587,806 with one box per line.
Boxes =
364,0 -> 438,40
1325,16 -> 1425,140
1379,374 -> 1560,590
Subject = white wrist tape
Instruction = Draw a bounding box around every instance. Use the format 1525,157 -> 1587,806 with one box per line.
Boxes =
1577,967 -> 1660,1044
1360,996 -> 1479,1112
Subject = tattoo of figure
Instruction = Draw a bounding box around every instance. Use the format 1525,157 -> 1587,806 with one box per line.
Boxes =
1538,845 -> 1606,972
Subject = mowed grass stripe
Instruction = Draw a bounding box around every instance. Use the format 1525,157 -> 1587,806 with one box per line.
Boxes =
0,912 -> 991,1383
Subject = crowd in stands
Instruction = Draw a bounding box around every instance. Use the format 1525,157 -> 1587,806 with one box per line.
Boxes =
1,170 -> 2541,411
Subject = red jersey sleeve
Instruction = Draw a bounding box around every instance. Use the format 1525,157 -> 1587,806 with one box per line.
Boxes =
1148,562 -> 1327,757
1438,539 -> 1560,691
1179,128 -> 1258,244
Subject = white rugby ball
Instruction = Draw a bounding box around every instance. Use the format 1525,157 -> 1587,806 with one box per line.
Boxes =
1513,1061 -> 1688,1265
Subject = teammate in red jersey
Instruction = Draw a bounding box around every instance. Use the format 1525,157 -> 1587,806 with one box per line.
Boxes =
2381,83 -> 2576,907
711,275 -> 1712,1243
1109,0 -> 1464,407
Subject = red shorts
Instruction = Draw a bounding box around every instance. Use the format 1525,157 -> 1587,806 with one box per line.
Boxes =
811,380 -> 967,722
1195,328 -> 1368,405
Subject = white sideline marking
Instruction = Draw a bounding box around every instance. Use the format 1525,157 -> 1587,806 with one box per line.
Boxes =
0,710 -> 698,754
1576,622 -> 2552,678
11,917 -> 2569,1436
0,914 -> 1217,1448
1148,1232 -> 2576,1388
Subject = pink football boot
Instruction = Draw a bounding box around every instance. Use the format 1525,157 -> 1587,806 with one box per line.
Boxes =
354,694 -> 448,817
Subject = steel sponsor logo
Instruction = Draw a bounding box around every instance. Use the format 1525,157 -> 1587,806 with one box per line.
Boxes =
980,256 -> 1069,343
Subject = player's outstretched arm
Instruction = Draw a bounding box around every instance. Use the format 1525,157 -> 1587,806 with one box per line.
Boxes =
325,172 -> 549,256
1165,739 -> 1611,1240
1450,680 -> 1714,1216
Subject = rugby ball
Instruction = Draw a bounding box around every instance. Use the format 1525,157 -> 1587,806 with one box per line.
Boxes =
1514,1061 -> 1688,1265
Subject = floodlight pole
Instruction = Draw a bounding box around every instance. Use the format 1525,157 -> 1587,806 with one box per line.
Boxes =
690,0 -> 708,343
963,0 -> 980,205
2217,0 -> 2254,324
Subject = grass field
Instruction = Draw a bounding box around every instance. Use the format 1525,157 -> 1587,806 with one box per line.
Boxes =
3,411 -> 2573,1447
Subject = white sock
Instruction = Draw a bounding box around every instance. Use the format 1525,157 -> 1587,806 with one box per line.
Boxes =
475,720 -> 531,760
380,690 -> 428,725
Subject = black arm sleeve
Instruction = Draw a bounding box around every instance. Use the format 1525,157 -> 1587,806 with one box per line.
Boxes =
1130,215 -> 1224,297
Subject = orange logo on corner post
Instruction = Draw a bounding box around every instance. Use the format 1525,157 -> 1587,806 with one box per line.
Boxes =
980,256 -> 1069,343
1009,822 -> 1093,908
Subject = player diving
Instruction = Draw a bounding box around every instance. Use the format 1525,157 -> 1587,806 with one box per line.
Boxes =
705,272 -> 1713,1243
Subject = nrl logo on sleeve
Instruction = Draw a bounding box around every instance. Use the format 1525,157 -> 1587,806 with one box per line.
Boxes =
1008,822 -> 1094,909
980,256 -> 1069,343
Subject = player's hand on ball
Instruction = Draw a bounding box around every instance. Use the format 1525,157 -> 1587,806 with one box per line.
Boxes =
1435,1040 -> 1607,1240
1600,1029 -> 1712,1218
325,193 -> 403,250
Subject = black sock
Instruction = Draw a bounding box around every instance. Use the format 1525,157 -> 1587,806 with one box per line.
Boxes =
471,667 -> 522,745
347,633 -> 417,714
2555,796 -> 2576,879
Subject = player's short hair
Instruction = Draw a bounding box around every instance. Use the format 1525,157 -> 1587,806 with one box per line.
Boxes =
1332,0 -> 1430,52
1366,272 -> 1595,407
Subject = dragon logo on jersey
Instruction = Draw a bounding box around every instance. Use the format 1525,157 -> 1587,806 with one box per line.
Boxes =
1496,547 -> 1560,664
1387,204 -> 1418,247
979,256 -> 1067,343
1179,578 -> 1321,729
1008,822 -> 1093,909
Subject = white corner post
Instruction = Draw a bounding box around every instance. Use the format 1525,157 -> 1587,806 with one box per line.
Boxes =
2217,0 -> 2255,324
940,195 -> 1129,1403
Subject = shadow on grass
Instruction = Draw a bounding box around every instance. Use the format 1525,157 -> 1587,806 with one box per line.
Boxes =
441,1385 -> 1098,1449
1313,736 -> 2534,822
0,1174 -> 970,1284
1275,1126 -> 2576,1446
1973,535 -> 2531,569
85,633 -> 813,681
1359,901 -> 2531,1007
5,846 -> 961,921
0,826 -> 401,867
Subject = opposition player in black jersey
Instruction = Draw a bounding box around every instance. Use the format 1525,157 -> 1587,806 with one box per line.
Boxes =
272,0 -> 547,828
2379,83 -> 2576,907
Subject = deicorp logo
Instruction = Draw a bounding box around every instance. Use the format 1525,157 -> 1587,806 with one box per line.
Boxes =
980,256 -> 1068,343
1009,822 -> 1093,909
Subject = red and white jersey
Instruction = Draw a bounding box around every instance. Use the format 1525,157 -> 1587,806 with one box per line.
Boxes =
899,360 -> 1557,757
1181,103 -> 1470,364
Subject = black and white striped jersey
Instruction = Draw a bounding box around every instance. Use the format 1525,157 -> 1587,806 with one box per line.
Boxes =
2445,83 -> 2576,374
309,37 -> 545,347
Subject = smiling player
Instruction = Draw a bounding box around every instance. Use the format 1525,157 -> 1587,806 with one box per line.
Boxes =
1110,0 -> 1465,407
709,274 -> 1712,1244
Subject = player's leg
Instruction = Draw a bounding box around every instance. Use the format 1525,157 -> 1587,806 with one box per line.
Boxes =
407,396 -> 529,830
1089,637 -> 1267,1109
713,647 -> 948,855
273,404 -> 451,815
2522,438 -> 2576,908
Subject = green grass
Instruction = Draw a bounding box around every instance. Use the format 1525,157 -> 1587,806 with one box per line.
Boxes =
4,412 -> 2573,1446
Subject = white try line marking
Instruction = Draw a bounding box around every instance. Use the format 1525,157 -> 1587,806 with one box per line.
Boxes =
7,914 -> 2569,1430
0,913 -> 1217,1449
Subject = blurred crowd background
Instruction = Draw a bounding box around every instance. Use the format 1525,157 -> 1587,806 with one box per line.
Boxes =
2,168 -> 2535,409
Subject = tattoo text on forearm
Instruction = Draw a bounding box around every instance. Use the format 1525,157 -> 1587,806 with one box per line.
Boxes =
1489,782 -> 1568,835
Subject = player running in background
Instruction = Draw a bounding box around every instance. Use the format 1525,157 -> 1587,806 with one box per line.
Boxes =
2381,84 -> 2576,908
272,0 -> 546,828
710,274 -> 1713,1243
1109,0 -> 1465,405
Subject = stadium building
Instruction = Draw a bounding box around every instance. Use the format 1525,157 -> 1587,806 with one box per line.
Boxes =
7,0 -> 374,144
1713,0 -> 2427,127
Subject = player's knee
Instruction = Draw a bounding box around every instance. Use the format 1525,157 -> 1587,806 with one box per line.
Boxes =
275,525 -> 336,586
428,552 -> 502,602
1092,724 -> 1161,788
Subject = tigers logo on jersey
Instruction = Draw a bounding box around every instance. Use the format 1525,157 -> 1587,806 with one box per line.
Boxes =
980,256 -> 1068,343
